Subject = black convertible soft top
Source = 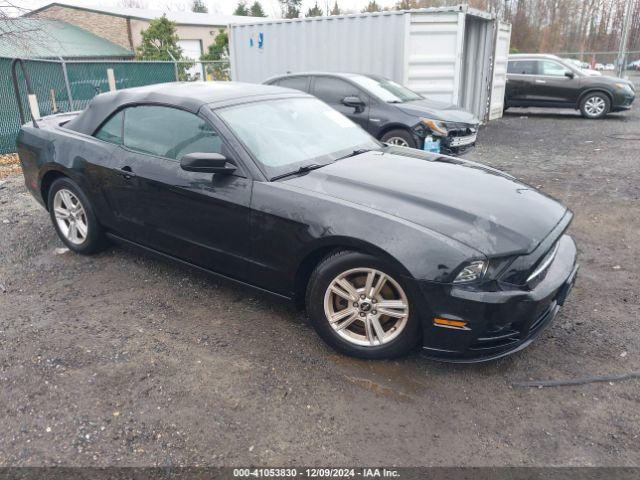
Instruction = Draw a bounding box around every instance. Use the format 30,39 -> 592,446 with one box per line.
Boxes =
65,81 -> 294,135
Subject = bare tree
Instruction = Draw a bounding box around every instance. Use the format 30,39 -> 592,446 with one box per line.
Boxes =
0,1 -> 51,55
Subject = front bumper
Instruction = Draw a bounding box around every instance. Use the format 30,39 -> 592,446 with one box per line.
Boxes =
611,86 -> 635,111
414,234 -> 578,362
416,123 -> 478,156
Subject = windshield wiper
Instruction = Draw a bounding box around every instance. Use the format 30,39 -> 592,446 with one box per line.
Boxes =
270,163 -> 326,181
336,148 -> 374,161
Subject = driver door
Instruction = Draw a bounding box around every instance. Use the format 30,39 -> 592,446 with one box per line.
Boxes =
311,76 -> 371,132
115,105 -> 253,280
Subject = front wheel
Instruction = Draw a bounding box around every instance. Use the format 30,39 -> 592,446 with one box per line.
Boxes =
380,129 -> 417,148
48,177 -> 108,254
306,250 -> 421,359
580,92 -> 610,119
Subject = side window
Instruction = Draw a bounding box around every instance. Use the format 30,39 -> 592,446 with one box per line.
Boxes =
507,60 -> 536,75
276,76 -> 309,92
94,111 -> 123,145
540,60 -> 570,77
313,77 -> 363,104
123,106 -> 222,160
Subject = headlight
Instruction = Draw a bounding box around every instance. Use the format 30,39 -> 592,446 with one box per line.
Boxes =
614,82 -> 631,91
453,260 -> 487,283
421,118 -> 448,136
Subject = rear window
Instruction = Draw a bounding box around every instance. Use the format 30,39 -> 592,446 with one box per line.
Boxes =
275,76 -> 309,92
507,60 -> 537,75
94,111 -> 123,145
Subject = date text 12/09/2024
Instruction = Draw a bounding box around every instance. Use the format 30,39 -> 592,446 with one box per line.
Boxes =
233,468 -> 400,478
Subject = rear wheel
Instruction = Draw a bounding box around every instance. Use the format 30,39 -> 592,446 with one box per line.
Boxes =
580,92 -> 610,119
306,250 -> 421,359
48,177 -> 108,254
380,129 -> 417,148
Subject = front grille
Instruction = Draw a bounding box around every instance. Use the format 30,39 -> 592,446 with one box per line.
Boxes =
446,122 -> 478,138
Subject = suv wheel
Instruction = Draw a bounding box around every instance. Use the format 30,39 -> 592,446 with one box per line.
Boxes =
306,250 -> 421,359
580,92 -> 610,119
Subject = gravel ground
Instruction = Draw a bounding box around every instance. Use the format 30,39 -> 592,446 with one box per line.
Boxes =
1,77 -> 639,467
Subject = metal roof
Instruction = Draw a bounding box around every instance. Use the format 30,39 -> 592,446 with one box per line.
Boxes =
0,18 -> 134,58
28,2 -> 267,27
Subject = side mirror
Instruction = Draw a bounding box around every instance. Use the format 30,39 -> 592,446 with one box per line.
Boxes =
342,96 -> 365,111
564,71 -> 575,79
180,152 -> 237,175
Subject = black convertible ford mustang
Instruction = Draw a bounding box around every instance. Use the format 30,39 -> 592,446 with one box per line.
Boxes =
17,82 -> 578,361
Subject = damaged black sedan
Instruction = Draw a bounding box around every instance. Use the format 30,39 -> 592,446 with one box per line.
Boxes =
17,82 -> 578,361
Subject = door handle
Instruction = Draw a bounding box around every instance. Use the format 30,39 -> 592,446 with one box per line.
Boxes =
120,166 -> 136,179
535,79 -> 547,84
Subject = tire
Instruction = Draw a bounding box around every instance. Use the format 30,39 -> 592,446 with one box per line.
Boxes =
47,177 -> 108,254
579,92 -> 611,119
380,129 -> 417,148
306,250 -> 421,359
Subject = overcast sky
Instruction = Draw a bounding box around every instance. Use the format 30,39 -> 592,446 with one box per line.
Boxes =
16,0 -> 400,18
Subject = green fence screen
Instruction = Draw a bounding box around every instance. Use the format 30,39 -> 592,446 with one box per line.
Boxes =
0,57 -> 176,154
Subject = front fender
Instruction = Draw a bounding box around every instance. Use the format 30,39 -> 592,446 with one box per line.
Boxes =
250,181 -> 483,296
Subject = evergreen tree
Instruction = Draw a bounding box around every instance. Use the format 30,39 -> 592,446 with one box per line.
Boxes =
233,1 -> 249,15
329,0 -> 341,15
306,1 -> 323,16
279,0 -> 302,18
136,16 -> 191,79
249,1 -> 267,16
201,29 -> 230,80
191,0 -> 208,13
136,15 -> 183,61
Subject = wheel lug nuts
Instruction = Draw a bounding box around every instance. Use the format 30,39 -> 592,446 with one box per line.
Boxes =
371,299 -> 376,304
353,302 -> 358,307
360,294 -> 366,299
372,310 -> 377,315
359,312 -> 365,317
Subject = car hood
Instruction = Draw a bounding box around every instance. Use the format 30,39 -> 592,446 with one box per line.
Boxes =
284,150 -> 568,256
393,98 -> 478,124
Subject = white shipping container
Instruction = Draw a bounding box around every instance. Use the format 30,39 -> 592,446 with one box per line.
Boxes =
229,5 -> 511,122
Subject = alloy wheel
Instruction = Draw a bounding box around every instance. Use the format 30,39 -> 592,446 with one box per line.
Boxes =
323,268 -> 409,347
385,137 -> 410,147
53,189 -> 88,245
584,96 -> 606,117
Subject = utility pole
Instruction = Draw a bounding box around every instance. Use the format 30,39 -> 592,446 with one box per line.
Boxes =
616,0 -> 633,77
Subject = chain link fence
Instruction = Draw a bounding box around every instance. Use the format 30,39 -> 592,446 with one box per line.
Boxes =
550,50 -> 640,75
1,57 -> 231,154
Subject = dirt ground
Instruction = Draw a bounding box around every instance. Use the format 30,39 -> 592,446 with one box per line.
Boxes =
1,77 -> 639,467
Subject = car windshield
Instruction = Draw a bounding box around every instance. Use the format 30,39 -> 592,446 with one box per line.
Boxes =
217,97 -> 380,180
350,76 -> 423,103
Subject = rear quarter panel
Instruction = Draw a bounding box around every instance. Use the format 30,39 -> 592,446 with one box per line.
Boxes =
17,119 -> 116,222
